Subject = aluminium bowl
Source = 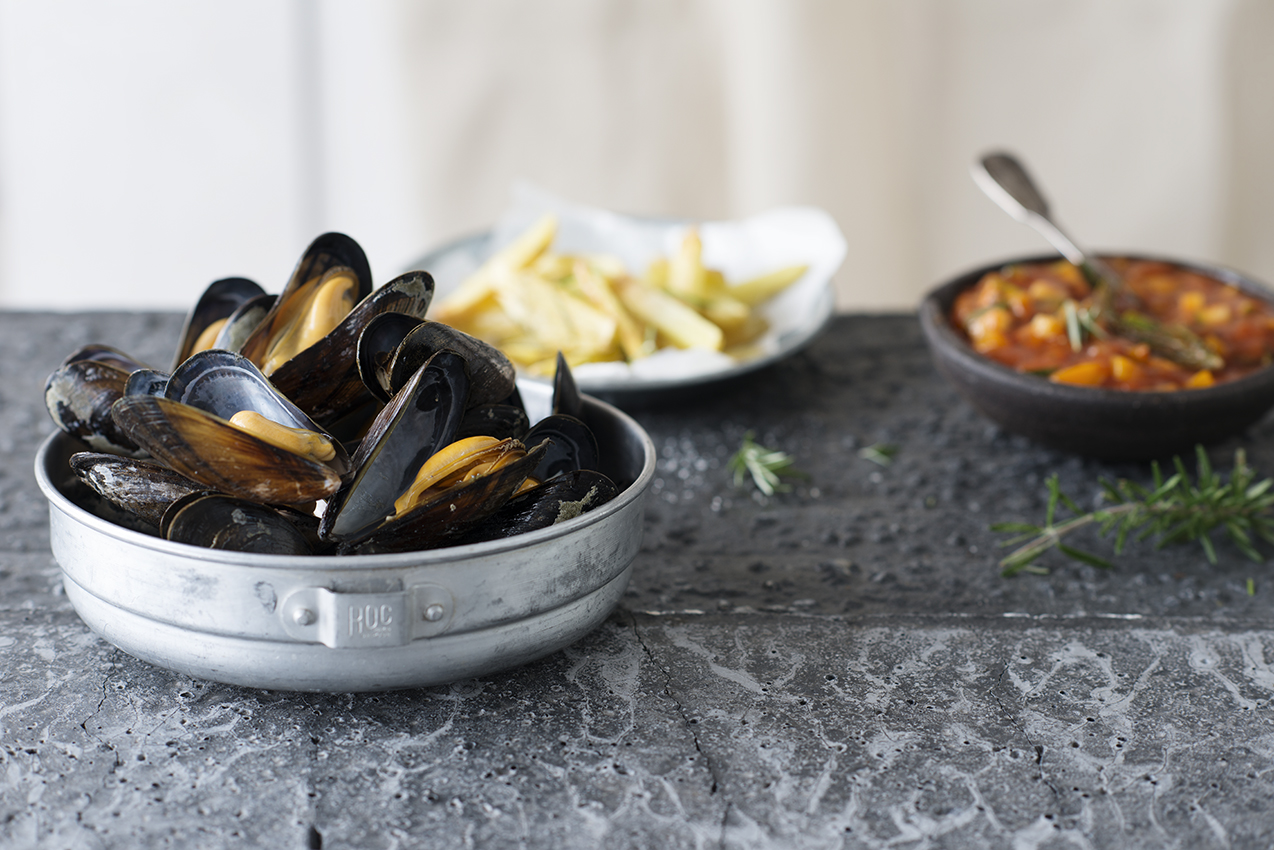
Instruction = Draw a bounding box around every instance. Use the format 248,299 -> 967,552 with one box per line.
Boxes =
35,381 -> 655,692
918,253 -> 1274,461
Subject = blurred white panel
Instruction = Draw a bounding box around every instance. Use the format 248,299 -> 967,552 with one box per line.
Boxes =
0,0 -> 304,310
709,0 -> 919,311
0,0 -> 1270,313
911,0 -> 1232,290
312,0 -> 428,281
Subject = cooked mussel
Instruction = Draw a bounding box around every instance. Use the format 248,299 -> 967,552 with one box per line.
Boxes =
454,402 -> 530,441
111,350 -> 350,506
172,277 -> 267,369
458,468 -> 619,544
211,293 -> 278,355
383,321 -> 516,409
161,491 -> 318,554
320,349 -> 470,540
45,345 -> 151,455
238,232 -> 373,372
523,413 -> 600,482
356,312 -> 426,402
263,272 -> 436,429
69,451 -> 205,528
551,351 -> 583,419
334,436 -> 549,554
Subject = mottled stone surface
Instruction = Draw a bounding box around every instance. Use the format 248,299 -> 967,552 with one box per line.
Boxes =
4,311 -> 1274,848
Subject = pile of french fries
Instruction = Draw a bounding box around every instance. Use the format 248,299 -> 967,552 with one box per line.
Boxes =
430,214 -> 809,376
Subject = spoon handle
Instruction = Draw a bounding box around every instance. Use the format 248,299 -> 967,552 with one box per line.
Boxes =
972,152 -> 1087,268
972,150 -> 1223,372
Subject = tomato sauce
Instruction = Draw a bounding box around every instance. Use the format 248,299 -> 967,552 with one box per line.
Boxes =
949,259 -> 1274,391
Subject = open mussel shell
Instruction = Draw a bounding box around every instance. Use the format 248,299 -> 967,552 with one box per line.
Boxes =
458,468 -> 620,544
111,350 -> 349,506
454,402 -> 530,441
69,451 -> 204,528
551,351 -> 583,419
320,349 -> 470,540
172,277 -> 267,370
161,492 -> 317,555
45,345 -> 151,455
211,293 -> 278,355
237,232 -> 374,368
58,344 -> 148,374
256,272 -> 436,428
524,413 -> 599,482
385,321 -> 516,409
336,438 -> 549,555
357,312 -> 426,402
124,368 -> 169,398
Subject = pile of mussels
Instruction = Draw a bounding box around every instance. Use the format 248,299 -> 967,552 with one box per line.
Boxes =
43,233 -> 618,555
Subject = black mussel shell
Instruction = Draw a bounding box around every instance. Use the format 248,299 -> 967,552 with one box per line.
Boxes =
161,492 -> 316,555
551,351 -> 583,419
238,232 -> 374,368
112,351 -> 349,505
320,350 -> 470,540
459,468 -> 619,544
262,272 -> 436,427
172,277 -> 267,369
46,354 -> 145,455
337,438 -> 549,554
454,403 -> 530,441
59,344 -> 149,373
113,395 -> 345,505
212,293 -> 278,354
356,312 -> 426,403
124,368 -> 169,398
387,321 -> 516,409
501,384 -> 526,413
524,413 -> 599,481
70,451 -> 204,528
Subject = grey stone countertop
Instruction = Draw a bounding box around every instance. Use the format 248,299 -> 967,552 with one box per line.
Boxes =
3,311 -> 1274,849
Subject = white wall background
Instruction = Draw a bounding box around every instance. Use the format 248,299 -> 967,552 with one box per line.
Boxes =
1,0 -> 1272,313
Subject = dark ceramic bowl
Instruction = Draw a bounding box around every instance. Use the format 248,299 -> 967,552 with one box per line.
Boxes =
918,253 -> 1274,461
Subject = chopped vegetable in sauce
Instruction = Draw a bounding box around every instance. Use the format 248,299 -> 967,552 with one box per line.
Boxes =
950,259 -> 1274,390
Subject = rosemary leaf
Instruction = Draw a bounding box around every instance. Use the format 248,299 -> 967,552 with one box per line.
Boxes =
729,431 -> 802,496
1063,300 -> 1083,352
995,447 -> 1274,575
858,443 -> 898,467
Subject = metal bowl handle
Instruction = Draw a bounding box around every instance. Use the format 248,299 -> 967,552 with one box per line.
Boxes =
281,584 -> 456,647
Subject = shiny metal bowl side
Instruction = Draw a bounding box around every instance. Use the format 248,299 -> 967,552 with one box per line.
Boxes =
919,253 -> 1274,460
35,381 -> 656,692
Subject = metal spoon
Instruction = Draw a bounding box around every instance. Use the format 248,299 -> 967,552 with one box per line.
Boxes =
972,151 -> 1222,371
972,152 -> 1121,287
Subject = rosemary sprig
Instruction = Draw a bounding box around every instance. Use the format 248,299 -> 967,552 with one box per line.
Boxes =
729,431 -> 803,496
858,443 -> 898,467
994,447 -> 1274,576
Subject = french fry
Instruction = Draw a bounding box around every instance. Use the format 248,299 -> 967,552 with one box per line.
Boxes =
432,215 -> 559,325
616,277 -> 724,351
666,228 -> 709,303
430,215 -> 808,372
573,260 -> 651,362
492,271 -> 618,361
488,214 -> 558,273
702,293 -> 751,332
730,264 -> 808,306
